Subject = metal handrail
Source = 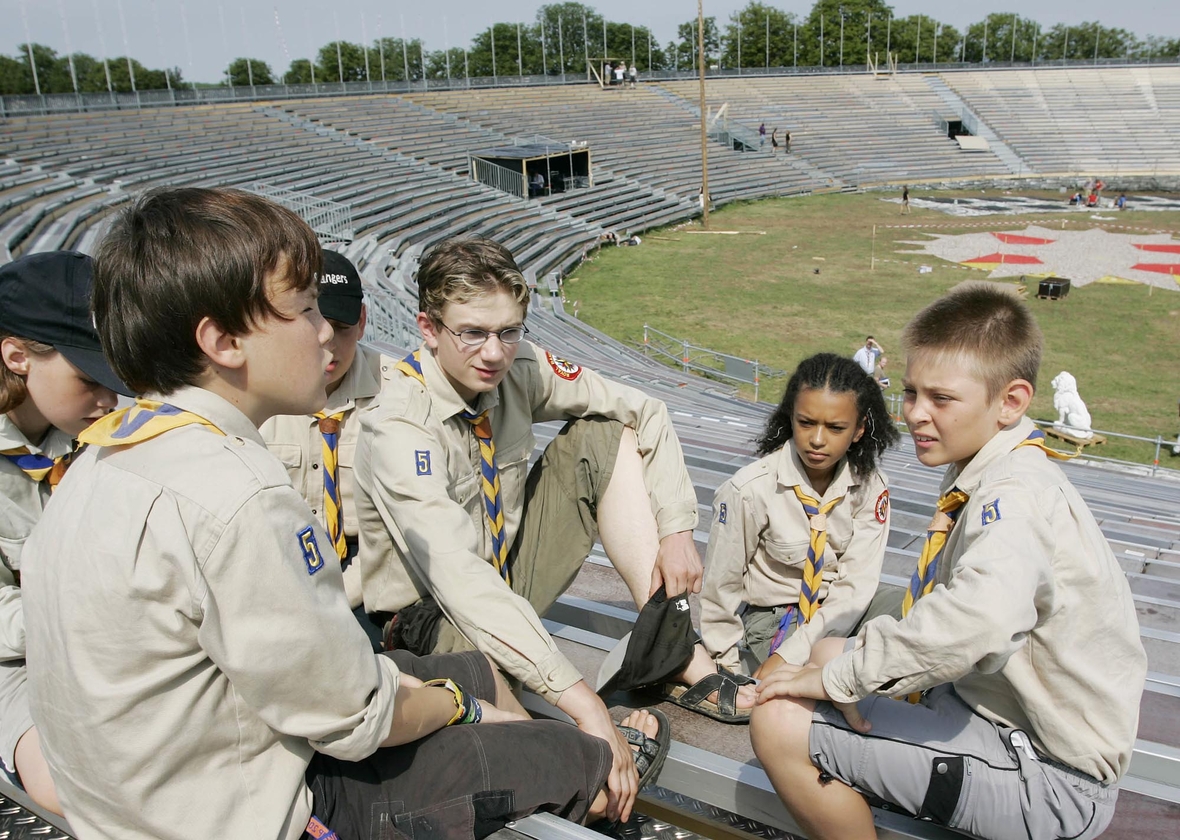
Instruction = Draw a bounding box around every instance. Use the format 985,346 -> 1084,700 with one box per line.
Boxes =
468,156 -> 526,199
641,324 -> 785,402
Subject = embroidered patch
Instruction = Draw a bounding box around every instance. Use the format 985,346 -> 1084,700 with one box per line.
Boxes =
545,350 -> 582,381
415,450 -> 432,476
718,502 -> 728,524
981,499 -> 1002,526
299,526 -> 325,575
673,595 -> 690,612
874,490 -> 890,524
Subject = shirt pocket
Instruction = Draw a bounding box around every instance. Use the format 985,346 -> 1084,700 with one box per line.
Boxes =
338,442 -> 356,470
761,537 -> 810,569
267,443 -> 302,469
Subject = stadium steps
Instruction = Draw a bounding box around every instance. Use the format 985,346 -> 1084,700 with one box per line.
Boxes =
921,74 -> 1029,175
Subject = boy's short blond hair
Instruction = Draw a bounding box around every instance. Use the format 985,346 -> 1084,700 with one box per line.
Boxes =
416,237 -> 530,323
902,281 -> 1042,400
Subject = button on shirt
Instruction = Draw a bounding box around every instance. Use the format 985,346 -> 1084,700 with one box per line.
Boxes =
700,442 -> 889,671
355,341 -> 699,701
823,417 -> 1147,784
261,343 -> 382,608
21,386 -> 400,840
0,415 -> 73,660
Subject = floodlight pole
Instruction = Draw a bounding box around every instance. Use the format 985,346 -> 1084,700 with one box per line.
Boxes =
517,23 -> 523,77
698,0 -> 709,230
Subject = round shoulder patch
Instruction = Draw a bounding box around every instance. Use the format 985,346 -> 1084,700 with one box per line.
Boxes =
545,350 -> 582,381
874,489 -> 890,524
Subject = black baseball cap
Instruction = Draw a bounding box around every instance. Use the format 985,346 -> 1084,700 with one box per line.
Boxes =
0,252 -> 130,396
317,250 -> 364,326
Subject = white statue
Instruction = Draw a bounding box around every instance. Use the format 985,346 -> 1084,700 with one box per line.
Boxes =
1051,372 -> 1094,439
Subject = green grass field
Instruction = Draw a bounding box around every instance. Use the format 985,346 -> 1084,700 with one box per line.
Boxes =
564,190 -> 1180,465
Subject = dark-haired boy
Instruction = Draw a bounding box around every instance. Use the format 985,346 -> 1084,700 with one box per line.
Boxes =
260,249 -> 381,646
19,188 -> 663,840
751,281 -> 1146,840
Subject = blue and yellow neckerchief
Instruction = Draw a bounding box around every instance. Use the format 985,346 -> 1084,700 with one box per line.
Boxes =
78,399 -> 225,447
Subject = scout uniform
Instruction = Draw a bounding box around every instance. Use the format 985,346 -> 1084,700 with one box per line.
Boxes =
260,342 -> 380,608
355,340 -> 698,702
21,388 -> 402,839
813,417 -> 1146,839
700,441 -> 889,673
0,417 -> 72,775
0,251 -> 129,781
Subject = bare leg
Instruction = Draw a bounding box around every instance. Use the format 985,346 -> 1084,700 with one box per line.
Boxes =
586,709 -> 660,821
15,727 -> 62,815
486,654 -> 529,718
597,428 -> 752,707
750,697 -> 875,840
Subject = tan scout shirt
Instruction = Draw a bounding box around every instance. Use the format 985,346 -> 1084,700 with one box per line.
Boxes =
700,442 -> 889,671
261,343 -> 382,608
22,386 -> 400,840
355,340 -> 698,701
0,415 -> 73,661
824,417 -> 1147,784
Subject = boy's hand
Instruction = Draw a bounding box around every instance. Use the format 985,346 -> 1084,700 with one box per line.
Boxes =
755,663 -> 871,734
650,530 -> 703,597
753,653 -> 784,680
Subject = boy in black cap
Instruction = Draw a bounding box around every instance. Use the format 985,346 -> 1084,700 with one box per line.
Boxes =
0,251 -> 129,813
261,249 -> 381,645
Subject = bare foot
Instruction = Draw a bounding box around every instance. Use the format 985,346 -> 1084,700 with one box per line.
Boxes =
674,644 -> 756,708
587,709 -> 663,822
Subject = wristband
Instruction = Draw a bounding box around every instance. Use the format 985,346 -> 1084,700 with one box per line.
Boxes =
423,678 -> 481,725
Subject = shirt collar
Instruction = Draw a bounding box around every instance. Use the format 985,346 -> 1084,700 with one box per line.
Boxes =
941,415 -> 1038,495
775,440 -> 855,501
149,386 -> 266,446
324,342 -> 382,413
417,343 -> 501,420
0,413 -> 74,458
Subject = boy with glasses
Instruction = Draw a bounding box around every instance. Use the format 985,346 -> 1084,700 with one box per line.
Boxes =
355,236 -> 749,820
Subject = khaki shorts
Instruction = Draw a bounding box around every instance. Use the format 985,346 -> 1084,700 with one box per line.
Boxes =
742,604 -> 797,665
431,417 -> 623,655
810,685 -> 1117,840
0,659 -> 32,777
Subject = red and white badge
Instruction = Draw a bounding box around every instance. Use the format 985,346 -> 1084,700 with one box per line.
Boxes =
874,489 -> 890,523
545,350 -> 582,381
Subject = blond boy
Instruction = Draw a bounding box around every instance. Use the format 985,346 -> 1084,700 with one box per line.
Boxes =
751,282 -> 1146,840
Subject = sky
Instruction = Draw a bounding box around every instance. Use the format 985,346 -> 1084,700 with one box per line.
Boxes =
8,1 -> 1178,84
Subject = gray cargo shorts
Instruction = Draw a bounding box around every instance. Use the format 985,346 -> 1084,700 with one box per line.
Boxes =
809,685 -> 1117,840
0,659 -> 32,778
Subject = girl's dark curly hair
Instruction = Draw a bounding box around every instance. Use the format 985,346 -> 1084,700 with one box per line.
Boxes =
755,352 -> 899,478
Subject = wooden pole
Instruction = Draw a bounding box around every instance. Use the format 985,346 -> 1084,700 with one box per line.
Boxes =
871,224 -> 876,271
698,0 -> 709,229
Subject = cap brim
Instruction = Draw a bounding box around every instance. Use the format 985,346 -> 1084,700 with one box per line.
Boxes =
57,344 -> 133,397
318,296 -> 363,326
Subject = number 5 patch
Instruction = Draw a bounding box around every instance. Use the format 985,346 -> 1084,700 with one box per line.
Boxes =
415,450 -> 432,475
299,526 -> 325,575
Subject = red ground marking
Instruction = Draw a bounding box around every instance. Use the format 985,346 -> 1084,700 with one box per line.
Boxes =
1133,244 -> 1180,254
991,233 -> 1056,245
1132,263 -> 1180,275
963,253 -> 1044,265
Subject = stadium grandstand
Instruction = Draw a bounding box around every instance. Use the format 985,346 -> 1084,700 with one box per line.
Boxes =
3,64 -> 1180,840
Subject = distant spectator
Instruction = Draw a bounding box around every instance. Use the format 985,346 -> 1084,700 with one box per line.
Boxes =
759,123 -> 766,148
784,130 -> 792,153
1086,192 -> 1099,207
529,171 -> 546,197
615,64 -> 625,86
629,64 -> 638,88
1069,192 -> 1084,206
1116,193 -> 1127,210
1095,178 -> 1106,194
852,336 -> 887,389
771,129 -> 779,153
901,186 -> 910,214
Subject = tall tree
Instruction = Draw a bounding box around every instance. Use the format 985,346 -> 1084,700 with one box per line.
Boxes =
225,58 -> 274,87
669,17 -> 720,71
797,0 -> 894,68
720,3 -> 799,69
536,3 -> 603,76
